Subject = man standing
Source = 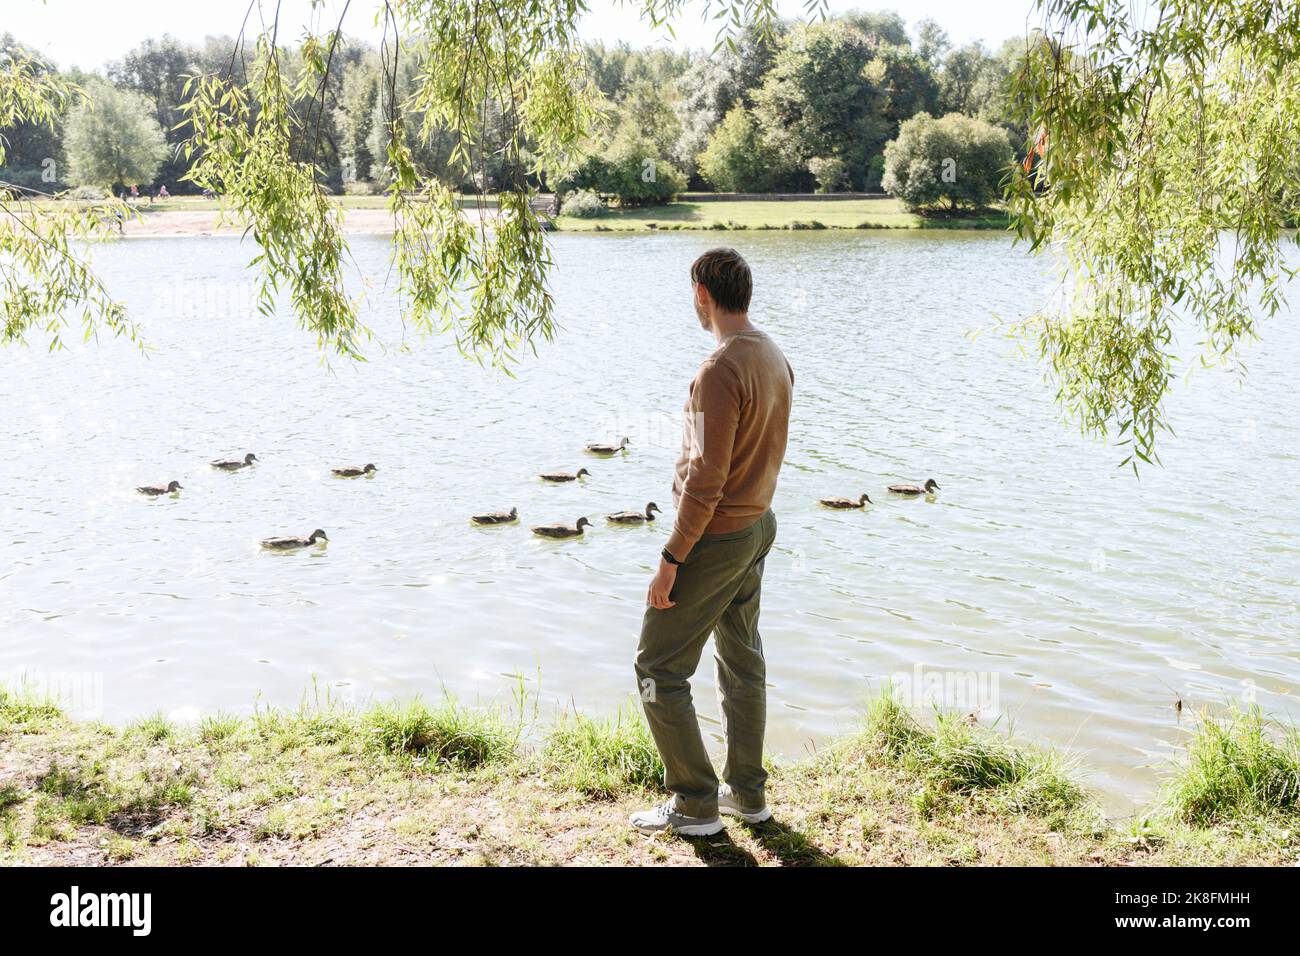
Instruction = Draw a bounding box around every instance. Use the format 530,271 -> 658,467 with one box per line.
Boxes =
631,247 -> 794,836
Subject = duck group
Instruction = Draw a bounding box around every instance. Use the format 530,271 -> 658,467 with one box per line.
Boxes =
135,451 -> 371,550
481,440 -> 653,539
134,438 -> 943,553
819,479 -> 941,510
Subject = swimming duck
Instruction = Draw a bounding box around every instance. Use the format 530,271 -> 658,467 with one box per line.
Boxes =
586,437 -> 630,456
539,468 -> 590,483
260,529 -> 328,550
607,502 -> 660,524
472,507 -> 518,525
137,480 -> 182,496
531,517 -> 591,539
888,479 -> 940,496
820,493 -> 872,509
332,463 -> 377,478
211,452 -> 257,471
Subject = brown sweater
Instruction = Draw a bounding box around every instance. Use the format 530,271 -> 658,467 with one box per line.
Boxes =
665,329 -> 794,561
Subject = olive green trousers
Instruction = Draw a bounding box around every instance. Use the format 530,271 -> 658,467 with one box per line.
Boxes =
635,509 -> 777,818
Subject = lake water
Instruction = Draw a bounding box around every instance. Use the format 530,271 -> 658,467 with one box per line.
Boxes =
2,231 -> 1297,814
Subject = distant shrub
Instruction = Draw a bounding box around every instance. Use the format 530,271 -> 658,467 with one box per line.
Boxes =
560,188 -> 605,218
66,185 -> 108,201
883,112 -> 1012,213
808,156 -> 848,194
555,121 -> 686,207
342,180 -> 380,196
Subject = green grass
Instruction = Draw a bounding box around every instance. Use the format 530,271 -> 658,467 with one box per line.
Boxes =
125,712 -> 176,744
199,711 -> 245,746
361,697 -> 519,769
856,692 -> 1088,820
0,686 -> 63,732
23,192 -> 1004,233
1164,706 -> 1300,826
542,707 -> 664,798
554,197 -> 1008,232
2,689 -> 1298,865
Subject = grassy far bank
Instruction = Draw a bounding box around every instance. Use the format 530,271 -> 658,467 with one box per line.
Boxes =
552,197 -> 1008,232
143,194 -> 1003,230
2,689 -> 1297,867
16,194 -> 1005,234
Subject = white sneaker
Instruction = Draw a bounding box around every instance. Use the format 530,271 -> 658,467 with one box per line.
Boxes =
718,785 -> 772,823
629,801 -> 724,836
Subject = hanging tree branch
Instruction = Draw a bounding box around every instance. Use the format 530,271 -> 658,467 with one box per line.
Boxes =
1008,0 -> 1300,471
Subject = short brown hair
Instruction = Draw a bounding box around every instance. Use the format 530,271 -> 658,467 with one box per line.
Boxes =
691,247 -> 752,313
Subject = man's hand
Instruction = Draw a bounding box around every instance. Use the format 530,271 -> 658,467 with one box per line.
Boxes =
647,557 -> 679,609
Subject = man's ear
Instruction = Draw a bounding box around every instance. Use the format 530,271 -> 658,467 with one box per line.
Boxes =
694,283 -> 710,310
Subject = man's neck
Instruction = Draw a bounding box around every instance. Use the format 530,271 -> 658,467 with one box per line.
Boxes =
711,312 -> 755,343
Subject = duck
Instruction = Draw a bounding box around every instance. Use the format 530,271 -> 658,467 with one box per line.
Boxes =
888,478 -> 940,496
332,463 -> 377,478
472,507 -> 518,525
531,517 -> 591,539
211,452 -> 257,471
137,480 -> 182,496
820,493 -> 872,509
539,468 -> 590,483
586,437 -> 630,456
607,502 -> 660,524
260,529 -> 328,550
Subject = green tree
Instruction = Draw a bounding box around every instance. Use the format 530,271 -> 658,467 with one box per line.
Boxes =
673,23 -> 785,180
0,52 -> 134,347
882,112 -> 1010,212
617,78 -> 683,160
64,79 -> 168,189
697,105 -> 789,192
915,19 -> 951,68
107,36 -> 196,190
753,20 -> 891,190
841,11 -> 909,46
936,42 -> 996,116
875,44 -> 941,126
0,34 -> 66,191
336,54 -> 379,183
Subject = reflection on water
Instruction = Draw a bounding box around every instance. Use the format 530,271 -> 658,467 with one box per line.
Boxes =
1,231 -> 1297,814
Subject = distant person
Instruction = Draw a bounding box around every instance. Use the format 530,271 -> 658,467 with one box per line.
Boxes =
158,185 -> 169,199
630,247 -> 794,836
129,184 -> 138,200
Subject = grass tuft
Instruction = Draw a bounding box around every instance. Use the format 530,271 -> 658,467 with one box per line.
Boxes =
0,686 -> 64,730
362,699 -> 518,770
542,707 -> 664,798
1164,706 -> 1300,826
857,691 -> 1085,817
199,712 -> 245,746
126,713 -> 176,744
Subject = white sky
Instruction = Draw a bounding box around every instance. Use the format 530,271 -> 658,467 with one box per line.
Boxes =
6,0 -> 1044,72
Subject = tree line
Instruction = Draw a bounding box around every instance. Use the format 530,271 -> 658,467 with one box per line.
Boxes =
0,12 -> 1033,212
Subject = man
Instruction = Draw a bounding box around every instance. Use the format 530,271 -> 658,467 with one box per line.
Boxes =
631,247 -> 794,836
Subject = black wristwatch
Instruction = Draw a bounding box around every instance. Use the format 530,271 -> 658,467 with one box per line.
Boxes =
660,547 -> 684,566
